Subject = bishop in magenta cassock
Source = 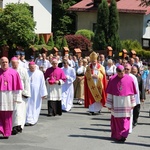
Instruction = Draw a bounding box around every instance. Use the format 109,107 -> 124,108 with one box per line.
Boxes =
0,57 -> 22,138
106,65 -> 136,143
45,59 -> 66,117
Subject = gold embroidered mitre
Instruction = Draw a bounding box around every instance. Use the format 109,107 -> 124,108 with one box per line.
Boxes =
90,51 -> 98,61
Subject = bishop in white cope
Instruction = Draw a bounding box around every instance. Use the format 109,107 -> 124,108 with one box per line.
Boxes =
26,62 -> 47,126
11,57 -> 31,135
124,64 -> 140,133
62,60 -> 76,112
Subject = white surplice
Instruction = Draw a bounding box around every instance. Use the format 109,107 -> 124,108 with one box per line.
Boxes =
62,66 -> 76,111
0,91 -> 20,111
46,80 -> 64,101
12,67 -> 31,129
128,73 -> 140,133
26,69 -> 47,125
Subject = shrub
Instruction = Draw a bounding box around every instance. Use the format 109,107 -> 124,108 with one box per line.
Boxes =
121,39 -> 143,52
65,35 -> 92,52
75,29 -> 94,41
121,39 -> 150,58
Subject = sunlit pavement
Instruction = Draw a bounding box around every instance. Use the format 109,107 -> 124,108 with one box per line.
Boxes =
0,96 -> 150,150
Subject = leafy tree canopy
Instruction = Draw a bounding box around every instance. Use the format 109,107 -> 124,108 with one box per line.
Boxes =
52,0 -> 81,38
0,3 -> 36,47
140,0 -> 150,6
93,0 -> 109,50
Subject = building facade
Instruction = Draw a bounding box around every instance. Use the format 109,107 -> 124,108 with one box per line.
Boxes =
1,0 -> 52,36
69,0 -> 150,46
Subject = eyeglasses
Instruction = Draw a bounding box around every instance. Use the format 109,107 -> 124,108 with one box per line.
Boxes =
117,70 -> 123,73
125,68 -> 130,70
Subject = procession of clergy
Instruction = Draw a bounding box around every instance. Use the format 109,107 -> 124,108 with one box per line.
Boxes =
0,50 -> 149,143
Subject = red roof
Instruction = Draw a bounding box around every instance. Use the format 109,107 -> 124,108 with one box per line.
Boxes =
69,0 -> 150,14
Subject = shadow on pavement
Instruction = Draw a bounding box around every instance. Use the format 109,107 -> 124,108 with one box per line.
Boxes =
91,118 -> 110,121
68,111 -> 89,115
140,110 -> 149,113
139,115 -> 150,118
41,108 -> 47,111
91,123 -> 110,127
72,104 -> 85,108
69,135 -> 150,147
138,135 -> 150,138
137,122 -> 150,125
40,113 -> 48,116
80,127 -> 111,132
69,134 -> 112,141
124,142 -> 150,147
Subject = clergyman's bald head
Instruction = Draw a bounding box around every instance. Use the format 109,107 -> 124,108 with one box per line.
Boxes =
0,57 -> 9,70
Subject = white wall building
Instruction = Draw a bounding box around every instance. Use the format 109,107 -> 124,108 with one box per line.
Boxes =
1,0 -> 52,35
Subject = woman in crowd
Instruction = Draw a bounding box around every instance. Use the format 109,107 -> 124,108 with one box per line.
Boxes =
105,59 -> 116,80
131,65 -> 145,126
74,59 -> 87,105
141,65 -> 149,90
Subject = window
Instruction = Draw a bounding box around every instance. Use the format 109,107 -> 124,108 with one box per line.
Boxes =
29,6 -> 34,17
142,39 -> 150,48
0,1 -> 2,8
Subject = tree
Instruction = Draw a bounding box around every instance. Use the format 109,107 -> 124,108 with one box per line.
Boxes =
0,3 -> 36,47
140,0 -> 150,6
47,36 -> 54,48
61,37 -> 68,48
38,35 -> 46,45
55,36 -> 63,49
34,34 -> 39,45
108,0 -> 121,52
93,0 -> 109,50
52,0 -> 80,38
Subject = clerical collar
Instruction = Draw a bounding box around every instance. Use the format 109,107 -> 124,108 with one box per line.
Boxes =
92,64 -> 97,69
1,67 -> 9,72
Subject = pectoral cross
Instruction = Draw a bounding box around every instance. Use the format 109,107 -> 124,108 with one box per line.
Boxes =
119,85 -> 122,91
4,81 -> 8,85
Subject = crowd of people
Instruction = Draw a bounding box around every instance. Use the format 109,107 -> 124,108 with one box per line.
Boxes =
0,50 -> 150,143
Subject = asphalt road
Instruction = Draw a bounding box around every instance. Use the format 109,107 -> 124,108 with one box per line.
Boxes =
0,96 -> 150,150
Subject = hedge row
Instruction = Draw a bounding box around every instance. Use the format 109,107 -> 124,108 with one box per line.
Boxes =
121,39 -> 150,58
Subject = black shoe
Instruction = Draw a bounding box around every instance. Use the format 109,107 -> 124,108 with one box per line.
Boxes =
88,112 -> 95,115
62,110 -> 67,112
116,137 -> 126,143
11,127 -> 18,135
77,100 -> 83,105
25,123 -> 34,126
89,112 -> 100,115
133,121 -> 137,127
94,111 -> 101,115
47,113 -> 54,117
2,137 -> 9,139
17,126 -> 22,133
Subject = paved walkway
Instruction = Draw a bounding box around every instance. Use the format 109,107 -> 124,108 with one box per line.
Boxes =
0,96 -> 150,150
